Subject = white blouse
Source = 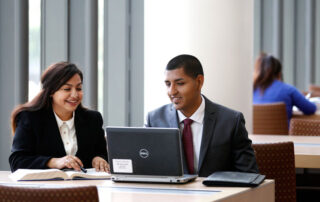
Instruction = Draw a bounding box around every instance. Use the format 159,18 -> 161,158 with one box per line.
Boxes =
54,112 -> 78,156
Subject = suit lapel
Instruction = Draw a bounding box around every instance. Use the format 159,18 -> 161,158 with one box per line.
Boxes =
74,108 -> 86,156
168,104 -> 180,128
198,97 -> 217,172
44,108 -> 66,156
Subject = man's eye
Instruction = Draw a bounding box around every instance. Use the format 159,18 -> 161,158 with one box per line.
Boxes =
177,82 -> 184,85
76,88 -> 82,91
165,83 -> 170,87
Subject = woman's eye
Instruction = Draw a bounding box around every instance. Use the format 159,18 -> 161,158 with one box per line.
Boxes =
63,88 -> 71,91
76,88 -> 82,91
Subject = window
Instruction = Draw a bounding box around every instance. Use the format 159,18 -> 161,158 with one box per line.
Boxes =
28,0 -> 41,101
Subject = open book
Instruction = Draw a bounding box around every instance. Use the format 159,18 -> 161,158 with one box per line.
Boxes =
9,168 -> 111,181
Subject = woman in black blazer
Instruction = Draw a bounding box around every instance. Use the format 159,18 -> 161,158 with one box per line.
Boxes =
9,62 -> 109,172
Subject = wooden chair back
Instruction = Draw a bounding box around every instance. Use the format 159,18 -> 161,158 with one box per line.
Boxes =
252,142 -> 296,202
289,118 -> 320,136
253,102 -> 288,135
309,84 -> 320,97
0,185 -> 99,202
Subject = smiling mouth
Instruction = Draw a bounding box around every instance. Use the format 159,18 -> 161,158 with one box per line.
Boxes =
66,100 -> 79,105
171,97 -> 182,104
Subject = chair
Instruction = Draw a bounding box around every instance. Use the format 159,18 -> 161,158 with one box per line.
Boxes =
289,118 -> 320,136
0,185 -> 99,202
309,84 -> 320,97
253,102 -> 288,135
252,142 -> 296,202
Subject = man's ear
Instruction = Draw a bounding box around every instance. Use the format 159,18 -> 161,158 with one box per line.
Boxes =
196,75 -> 204,90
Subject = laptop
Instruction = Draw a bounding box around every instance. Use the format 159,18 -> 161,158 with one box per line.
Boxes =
106,127 -> 197,183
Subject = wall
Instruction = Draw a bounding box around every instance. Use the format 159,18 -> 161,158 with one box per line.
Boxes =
145,0 -> 254,131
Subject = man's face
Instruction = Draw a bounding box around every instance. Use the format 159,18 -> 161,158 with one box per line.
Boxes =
165,67 -> 203,117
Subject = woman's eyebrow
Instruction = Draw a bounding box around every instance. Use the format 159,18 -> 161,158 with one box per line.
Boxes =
62,84 -> 72,87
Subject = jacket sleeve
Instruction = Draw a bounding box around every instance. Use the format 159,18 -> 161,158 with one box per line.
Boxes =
231,113 -> 259,173
292,88 -> 317,115
9,112 -> 52,172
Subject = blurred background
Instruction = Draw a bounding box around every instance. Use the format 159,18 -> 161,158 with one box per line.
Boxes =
0,0 -> 319,171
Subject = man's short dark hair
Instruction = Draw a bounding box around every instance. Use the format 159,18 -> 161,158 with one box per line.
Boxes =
166,54 -> 204,78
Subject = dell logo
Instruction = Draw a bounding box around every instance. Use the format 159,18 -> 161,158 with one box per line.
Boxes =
139,149 -> 149,158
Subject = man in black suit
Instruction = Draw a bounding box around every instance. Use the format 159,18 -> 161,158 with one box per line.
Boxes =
146,54 -> 258,177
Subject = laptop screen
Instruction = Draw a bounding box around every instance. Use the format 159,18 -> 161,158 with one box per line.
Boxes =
106,127 -> 184,176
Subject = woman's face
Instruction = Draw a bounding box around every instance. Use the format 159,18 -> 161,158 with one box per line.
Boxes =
52,74 -> 83,120
253,65 -> 260,81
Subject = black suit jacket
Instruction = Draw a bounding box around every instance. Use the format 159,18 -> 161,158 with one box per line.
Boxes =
146,96 -> 258,177
9,107 -> 108,172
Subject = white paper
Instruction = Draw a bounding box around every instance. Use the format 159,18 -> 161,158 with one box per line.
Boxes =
112,159 -> 133,173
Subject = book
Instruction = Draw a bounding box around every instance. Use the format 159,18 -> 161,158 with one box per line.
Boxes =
9,168 -> 111,181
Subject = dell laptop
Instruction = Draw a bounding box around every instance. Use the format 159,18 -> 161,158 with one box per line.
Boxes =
106,127 -> 197,183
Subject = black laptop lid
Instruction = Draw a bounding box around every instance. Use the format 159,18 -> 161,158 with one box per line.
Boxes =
106,127 -> 184,176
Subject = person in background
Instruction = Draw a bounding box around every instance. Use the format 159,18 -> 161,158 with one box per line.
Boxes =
253,53 -> 316,123
9,62 -> 109,172
146,54 -> 258,177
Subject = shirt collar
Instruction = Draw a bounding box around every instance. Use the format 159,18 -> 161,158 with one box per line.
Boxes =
177,96 -> 205,124
54,111 -> 75,129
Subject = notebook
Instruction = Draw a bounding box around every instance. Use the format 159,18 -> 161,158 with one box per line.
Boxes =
106,127 -> 197,183
202,171 -> 265,187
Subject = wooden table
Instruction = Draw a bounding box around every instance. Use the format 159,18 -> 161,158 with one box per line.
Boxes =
0,171 -> 274,202
249,134 -> 320,169
292,110 -> 320,120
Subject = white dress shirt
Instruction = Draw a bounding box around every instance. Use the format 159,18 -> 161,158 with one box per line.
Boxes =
177,96 -> 205,173
54,112 -> 78,156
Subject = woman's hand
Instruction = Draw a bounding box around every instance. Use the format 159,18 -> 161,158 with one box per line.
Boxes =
92,156 -> 110,172
47,155 -> 83,171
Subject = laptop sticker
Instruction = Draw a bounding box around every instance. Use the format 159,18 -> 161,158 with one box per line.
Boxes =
112,159 -> 133,173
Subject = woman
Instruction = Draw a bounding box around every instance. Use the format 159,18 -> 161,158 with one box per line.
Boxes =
253,53 -> 316,122
9,62 -> 109,172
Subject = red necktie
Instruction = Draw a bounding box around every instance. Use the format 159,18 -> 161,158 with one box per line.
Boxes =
182,118 -> 194,174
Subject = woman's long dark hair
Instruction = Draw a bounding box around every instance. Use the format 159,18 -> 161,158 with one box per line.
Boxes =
11,62 -> 84,134
253,53 -> 283,94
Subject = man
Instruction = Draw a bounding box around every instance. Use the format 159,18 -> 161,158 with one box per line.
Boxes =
146,54 -> 258,177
